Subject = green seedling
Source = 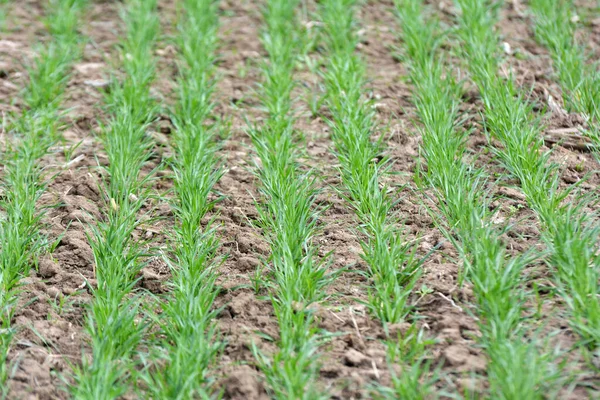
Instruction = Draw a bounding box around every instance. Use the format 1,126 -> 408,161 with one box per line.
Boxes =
247,0 -> 332,397
0,0 -> 87,393
374,326 -> 438,400
320,0 -> 420,326
317,0 -> 436,396
455,0 -> 600,356
395,0 -> 563,397
140,1 -> 226,398
529,0 -> 600,149
70,0 -> 159,397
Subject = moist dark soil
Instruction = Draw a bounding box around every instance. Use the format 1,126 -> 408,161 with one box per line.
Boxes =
1,0 -> 599,399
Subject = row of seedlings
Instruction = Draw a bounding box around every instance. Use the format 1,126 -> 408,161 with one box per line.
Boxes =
71,0 -> 160,397
319,0 -> 420,329
141,0 -> 225,397
397,0 -> 560,397
529,0 -> 600,148
249,0 -> 332,397
318,0 -> 430,396
528,0 -> 600,354
0,0 -> 87,392
454,0 -> 600,355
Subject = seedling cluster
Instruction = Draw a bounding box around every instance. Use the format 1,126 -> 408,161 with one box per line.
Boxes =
455,0 -> 600,356
0,0 -> 86,392
72,0 -> 159,397
2,0 -> 600,398
141,0 -> 224,397
248,1 -> 332,397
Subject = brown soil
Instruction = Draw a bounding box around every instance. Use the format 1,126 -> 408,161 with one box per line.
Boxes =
1,0 -> 598,399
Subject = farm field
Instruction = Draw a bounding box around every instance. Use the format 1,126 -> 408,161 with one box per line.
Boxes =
0,0 -> 600,398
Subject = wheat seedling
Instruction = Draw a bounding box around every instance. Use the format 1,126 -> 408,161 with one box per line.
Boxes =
454,0 -> 600,354
320,0 -> 421,326
529,0 -> 600,149
140,1 -> 225,397
248,1 -> 332,397
71,0 -> 159,397
0,0 -> 87,393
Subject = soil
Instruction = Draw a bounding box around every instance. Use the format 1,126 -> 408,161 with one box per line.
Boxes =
0,0 -> 599,399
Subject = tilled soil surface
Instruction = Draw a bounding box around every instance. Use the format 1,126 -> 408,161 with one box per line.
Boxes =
1,0 -> 599,399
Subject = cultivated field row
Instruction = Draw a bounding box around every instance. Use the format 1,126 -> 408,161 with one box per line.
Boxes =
0,0 -> 599,399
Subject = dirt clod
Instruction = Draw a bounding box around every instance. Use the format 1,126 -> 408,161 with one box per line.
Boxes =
343,348 -> 370,367
221,367 -> 265,400
38,257 -> 60,279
